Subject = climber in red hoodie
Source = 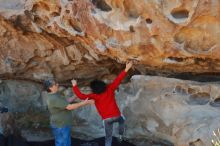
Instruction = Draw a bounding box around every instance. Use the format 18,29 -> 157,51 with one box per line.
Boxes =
71,61 -> 133,146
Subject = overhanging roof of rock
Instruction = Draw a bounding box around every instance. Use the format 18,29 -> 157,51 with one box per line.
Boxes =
0,0 -> 220,81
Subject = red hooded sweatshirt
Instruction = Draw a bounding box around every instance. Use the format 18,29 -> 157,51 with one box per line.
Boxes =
72,70 -> 127,120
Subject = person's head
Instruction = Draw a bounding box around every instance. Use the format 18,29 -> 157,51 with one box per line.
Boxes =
90,80 -> 107,94
43,79 -> 59,93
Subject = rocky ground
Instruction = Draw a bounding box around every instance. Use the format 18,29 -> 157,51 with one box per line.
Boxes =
0,134 -> 173,146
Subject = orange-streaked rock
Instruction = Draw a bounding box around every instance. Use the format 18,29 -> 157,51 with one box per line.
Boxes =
0,0 -> 220,81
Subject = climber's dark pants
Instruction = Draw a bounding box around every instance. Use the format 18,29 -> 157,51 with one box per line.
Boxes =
103,115 -> 125,146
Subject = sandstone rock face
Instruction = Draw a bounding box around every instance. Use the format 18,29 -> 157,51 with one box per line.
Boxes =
1,0 -> 220,146
0,0 -> 220,82
119,75 -> 220,146
0,80 -> 52,141
1,77 -> 220,146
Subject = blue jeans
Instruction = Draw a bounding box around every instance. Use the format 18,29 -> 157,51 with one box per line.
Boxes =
103,116 -> 125,146
51,125 -> 71,146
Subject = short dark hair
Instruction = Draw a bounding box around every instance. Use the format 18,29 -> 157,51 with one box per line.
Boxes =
43,79 -> 56,93
90,80 -> 107,94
